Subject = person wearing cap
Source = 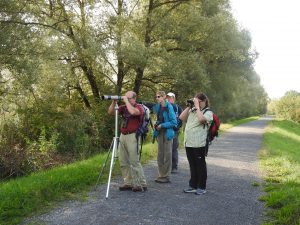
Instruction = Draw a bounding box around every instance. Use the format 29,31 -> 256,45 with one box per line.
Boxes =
166,92 -> 183,174
153,91 -> 177,183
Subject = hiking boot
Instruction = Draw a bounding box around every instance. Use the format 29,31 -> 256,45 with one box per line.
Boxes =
155,177 -> 170,183
119,184 -> 133,191
195,188 -> 206,195
132,186 -> 147,192
183,187 -> 197,193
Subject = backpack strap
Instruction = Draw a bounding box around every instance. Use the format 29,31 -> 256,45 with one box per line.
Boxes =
202,107 -> 210,114
202,107 -> 211,128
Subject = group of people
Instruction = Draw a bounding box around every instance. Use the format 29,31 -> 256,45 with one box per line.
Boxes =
108,90 -> 213,195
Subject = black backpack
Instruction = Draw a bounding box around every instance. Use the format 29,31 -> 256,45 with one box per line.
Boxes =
172,104 -> 183,131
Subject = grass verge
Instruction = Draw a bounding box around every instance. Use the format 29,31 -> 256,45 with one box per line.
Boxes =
259,119 -> 300,225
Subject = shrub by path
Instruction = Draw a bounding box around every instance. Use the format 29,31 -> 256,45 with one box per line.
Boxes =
23,117 -> 271,225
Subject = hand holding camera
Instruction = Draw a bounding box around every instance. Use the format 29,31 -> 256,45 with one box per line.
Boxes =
154,122 -> 161,131
186,99 -> 194,108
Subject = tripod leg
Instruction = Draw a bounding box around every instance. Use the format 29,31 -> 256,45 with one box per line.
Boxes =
94,139 -> 114,191
105,137 -> 118,199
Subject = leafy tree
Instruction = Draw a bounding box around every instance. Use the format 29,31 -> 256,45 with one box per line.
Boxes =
270,91 -> 300,123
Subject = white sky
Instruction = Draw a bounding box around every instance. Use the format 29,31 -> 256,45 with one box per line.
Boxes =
230,0 -> 300,99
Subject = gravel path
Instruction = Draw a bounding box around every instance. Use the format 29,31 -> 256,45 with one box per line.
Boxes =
24,117 -> 271,225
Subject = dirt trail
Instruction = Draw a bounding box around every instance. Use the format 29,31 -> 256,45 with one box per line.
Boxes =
24,117 -> 270,225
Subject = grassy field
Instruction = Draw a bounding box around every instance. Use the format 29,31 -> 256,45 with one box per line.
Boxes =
0,116 -> 259,225
260,119 -> 300,225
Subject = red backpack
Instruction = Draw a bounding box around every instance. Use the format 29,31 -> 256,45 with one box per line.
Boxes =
203,108 -> 220,155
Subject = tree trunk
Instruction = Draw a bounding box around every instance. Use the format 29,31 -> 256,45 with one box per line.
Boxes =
80,62 -> 100,103
133,0 -> 154,95
116,0 -> 125,95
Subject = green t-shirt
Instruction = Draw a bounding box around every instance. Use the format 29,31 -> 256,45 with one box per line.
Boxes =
184,108 -> 213,148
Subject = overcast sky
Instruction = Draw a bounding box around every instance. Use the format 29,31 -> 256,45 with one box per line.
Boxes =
230,0 -> 300,99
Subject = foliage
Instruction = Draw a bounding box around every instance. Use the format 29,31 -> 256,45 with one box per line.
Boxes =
260,120 -> 300,225
0,0 -> 268,177
267,91 -> 300,123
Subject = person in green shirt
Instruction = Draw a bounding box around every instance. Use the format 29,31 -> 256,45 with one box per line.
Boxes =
179,92 -> 213,195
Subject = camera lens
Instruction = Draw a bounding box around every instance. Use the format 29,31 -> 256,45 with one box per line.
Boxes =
101,95 -> 122,100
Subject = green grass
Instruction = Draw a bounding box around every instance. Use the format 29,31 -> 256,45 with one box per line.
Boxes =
0,142 -> 157,225
0,116 -> 259,225
260,119 -> 300,225
220,116 -> 260,130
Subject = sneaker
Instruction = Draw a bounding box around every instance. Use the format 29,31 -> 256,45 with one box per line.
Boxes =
119,184 -> 132,191
155,177 -> 170,183
183,187 -> 197,193
195,188 -> 206,195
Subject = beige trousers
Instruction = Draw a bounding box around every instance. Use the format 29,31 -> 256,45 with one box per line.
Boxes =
157,130 -> 173,178
118,133 -> 147,186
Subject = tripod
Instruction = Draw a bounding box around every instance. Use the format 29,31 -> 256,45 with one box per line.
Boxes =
94,102 -> 119,199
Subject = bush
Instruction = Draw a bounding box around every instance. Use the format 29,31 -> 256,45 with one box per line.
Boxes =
0,119 -> 50,178
268,91 -> 300,123
0,102 -> 116,179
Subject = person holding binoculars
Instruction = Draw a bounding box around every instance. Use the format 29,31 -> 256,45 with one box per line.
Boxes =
152,91 -> 177,183
179,92 -> 213,195
108,91 -> 147,192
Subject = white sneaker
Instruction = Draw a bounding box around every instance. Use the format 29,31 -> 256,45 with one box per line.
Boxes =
183,187 -> 197,193
195,188 -> 206,195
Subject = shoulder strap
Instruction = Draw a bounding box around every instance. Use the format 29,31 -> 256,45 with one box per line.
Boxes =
202,107 -> 211,115
174,104 -> 178,114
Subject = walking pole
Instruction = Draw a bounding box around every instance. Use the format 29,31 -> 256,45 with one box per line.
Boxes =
105,102 -> 119,199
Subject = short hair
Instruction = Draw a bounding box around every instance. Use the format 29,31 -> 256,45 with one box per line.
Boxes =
156,91 -> 166,97
126,91 -> 137,99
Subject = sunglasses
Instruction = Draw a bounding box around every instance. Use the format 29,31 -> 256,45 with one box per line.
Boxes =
156,96 -> 161,98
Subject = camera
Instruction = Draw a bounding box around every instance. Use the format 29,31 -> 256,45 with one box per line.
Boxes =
101,95 -> 122,100
154,121 -> 161,130
186,99 -> 194,107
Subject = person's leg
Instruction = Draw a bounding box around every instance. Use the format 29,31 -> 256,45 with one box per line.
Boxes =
118,134 -> 132,187
172,131 -> 179,171
162,137 -> 172,178
185,147 -> 197,188
157,131 -> 165,178
126,134 -> 147,187
156,130 -> 172,182
194,147 -> 207,190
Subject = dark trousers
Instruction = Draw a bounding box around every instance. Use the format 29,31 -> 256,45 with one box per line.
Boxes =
172,130 -> 179,169
185,147 -> 207,189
